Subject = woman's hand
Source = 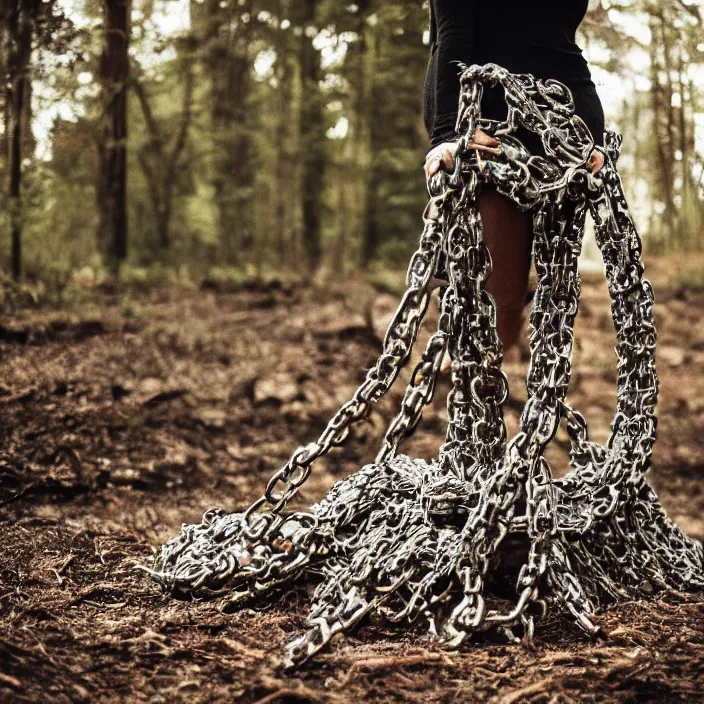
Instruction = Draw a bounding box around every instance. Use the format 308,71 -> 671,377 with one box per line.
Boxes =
424,132 -> 605,180
587,149 -> 604,174
424,142 -> 458,182
424,129 -> 500,182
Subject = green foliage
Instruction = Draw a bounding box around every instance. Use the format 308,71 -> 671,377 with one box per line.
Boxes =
0,271 -> 40,314
1,0 -> 703,287
676,266 -> 704,293
118,262 -> 193,289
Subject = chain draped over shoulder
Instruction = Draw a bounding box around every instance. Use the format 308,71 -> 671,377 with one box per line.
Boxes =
142,64 -> 704,669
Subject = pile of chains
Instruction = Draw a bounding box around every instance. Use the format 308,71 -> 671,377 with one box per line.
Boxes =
144,64 -> 704,668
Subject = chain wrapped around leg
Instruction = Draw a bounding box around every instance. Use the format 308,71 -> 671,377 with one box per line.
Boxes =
142,63 -> 704,668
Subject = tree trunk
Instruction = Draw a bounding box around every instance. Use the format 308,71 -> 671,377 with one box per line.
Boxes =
1,12 -> 8,184
157,204 -> 170,250
686,70 -> 704,249
358,11 -> 380,269
273,0 -> 295,269
10,74 -> 23,280
658,13 -> 680,248
6,0 -> 34,281
296,1 -> 326,274
97,0 -> 130,272
649,13 -> 676,252
133,43 -> 194,254
204,0 -> 254,267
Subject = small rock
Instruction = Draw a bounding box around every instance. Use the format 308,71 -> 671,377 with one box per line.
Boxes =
253,372 -> 299,405
110,468 -> 141,485
317,311 -> 368,337
197,408 -> 227,428
138,377 -> 163,396
657,345 -> 686,367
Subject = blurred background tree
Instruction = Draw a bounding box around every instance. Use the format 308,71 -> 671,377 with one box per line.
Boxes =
0,0 -> 702,288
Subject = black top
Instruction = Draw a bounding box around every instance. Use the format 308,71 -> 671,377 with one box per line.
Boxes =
424,0 -> 595,149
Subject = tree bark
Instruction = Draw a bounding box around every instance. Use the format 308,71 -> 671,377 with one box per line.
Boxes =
6,0 -> 34,280
97,0 -> 130,272
202,0 -> 254,266
272,0 -> 295,269
10,74 -> 23,280
358,7 -> 380,270
649,13 -> 676,251
296,1 -> 326,274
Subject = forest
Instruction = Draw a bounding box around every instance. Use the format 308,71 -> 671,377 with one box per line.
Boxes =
1,1 -> 704,703
0,0 -> 703,288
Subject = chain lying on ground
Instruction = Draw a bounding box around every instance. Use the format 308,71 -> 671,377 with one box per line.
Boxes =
143,63 -> 704,668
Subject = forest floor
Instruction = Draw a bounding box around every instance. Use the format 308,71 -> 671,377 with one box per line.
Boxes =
1,255 -> 704,703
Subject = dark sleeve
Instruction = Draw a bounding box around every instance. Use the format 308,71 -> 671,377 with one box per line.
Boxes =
422,49 -> 437,139
426,0 -> 477,149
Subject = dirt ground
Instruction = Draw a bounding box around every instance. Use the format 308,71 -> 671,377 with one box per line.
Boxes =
1,256 -> 704,703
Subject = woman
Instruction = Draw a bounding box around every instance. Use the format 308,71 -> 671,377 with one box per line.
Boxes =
423,0 -> 605,372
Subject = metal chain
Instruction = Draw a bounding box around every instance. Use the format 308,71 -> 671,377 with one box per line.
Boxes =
143,63 -> 704,668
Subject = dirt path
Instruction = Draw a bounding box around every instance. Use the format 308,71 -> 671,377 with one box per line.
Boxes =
1,263 -> 703,703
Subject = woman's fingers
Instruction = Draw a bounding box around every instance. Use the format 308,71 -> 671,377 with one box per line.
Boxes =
423,153 -> 442,181
587,149 -> 604,174
472,128 -> 500,147
423,131 -> 499,182
425,133 -> 600,179
439,145 -> 456,172
425,134 -> 603,184
424,142 -> 458,181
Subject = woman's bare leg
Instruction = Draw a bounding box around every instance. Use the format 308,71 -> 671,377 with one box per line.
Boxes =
426,135 -> 533,371
439,187 -> 532,371
426,135 -> 603,373
479,153 -> 602,348
479,188 -> 533,351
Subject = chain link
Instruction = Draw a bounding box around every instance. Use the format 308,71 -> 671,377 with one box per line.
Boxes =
142,63 -> 704,668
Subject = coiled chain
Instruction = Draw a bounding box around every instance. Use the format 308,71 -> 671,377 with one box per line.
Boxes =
143,64 -> 704,668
